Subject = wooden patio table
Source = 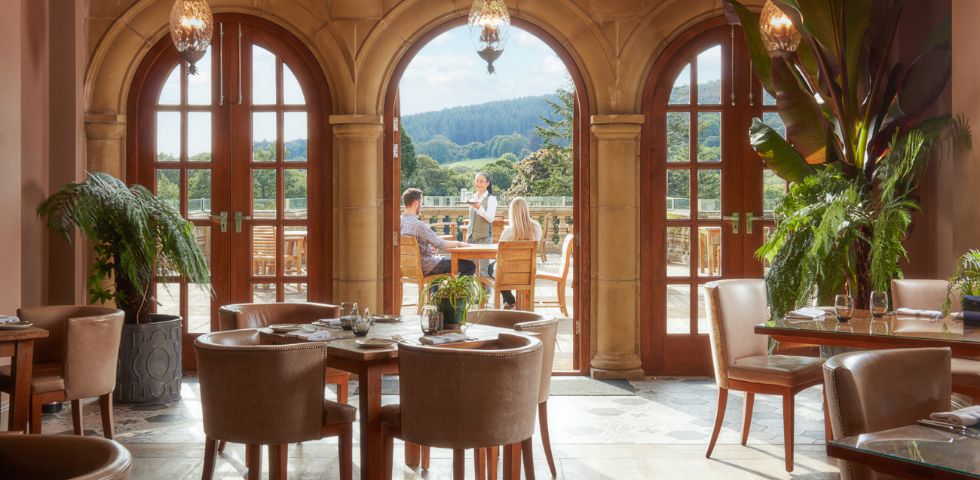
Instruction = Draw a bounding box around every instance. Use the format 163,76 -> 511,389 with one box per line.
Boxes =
827,424 -> 980,479
260,320 -> 518,480
448,244 -> 498,277
755,310 -> 980,357
0,327 -> 49,432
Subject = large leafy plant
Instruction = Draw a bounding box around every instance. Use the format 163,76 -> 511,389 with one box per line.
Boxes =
424,275 -> 487,325
945,250 -> 980,315
727,0 -> 969,315
38,172 -> 211,324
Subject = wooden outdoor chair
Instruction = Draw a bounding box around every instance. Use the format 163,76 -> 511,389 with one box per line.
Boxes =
491,217 -> 506,243
535,233 -> 573,317
429,221 -> 457,241
482,240 -> 537,310
400,235 -> 441,314
252,227 -> 277,277
537,214 -> 552,263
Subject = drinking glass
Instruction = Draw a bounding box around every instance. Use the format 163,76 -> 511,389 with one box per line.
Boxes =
870,290 -> 889,318
340,302 -> 357,330
420,306 -> 442,335
834,294 -> 853,322
353,307 -> 372,337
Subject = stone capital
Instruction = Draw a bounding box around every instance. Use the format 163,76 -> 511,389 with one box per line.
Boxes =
330,115 -> 384,140
590,114 -> 644,140
84,115 -> 126,140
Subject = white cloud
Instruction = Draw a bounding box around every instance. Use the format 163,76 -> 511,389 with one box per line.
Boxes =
515,30 -> 547,49
539,55 -> 568,75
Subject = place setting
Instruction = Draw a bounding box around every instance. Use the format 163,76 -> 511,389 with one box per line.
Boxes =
0,315 -> 33,330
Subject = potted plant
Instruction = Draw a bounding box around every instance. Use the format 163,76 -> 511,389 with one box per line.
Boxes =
945,250 -> 980,315
38,172 -> 211,404
424,275 -> 486,329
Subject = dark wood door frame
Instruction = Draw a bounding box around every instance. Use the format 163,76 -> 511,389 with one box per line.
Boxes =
381,18 -> 592,374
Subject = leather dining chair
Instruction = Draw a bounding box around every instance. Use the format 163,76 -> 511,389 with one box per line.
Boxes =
0,433 -> 132,479
0,305 -> 124,438
891,279 -> 980,400
381,332 -> 543,480
823,347 -> 951,480
703,280 -> 826,472
195,329 -> 355,480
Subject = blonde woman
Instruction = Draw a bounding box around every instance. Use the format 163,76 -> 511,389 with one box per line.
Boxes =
489,197 -> 542,308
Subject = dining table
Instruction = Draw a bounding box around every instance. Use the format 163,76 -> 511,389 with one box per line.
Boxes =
448,244 -> 498,276
260,318 -> 512,480
827,423 -> 980,479
755,310 -> 980,357
0,326 -> 49,432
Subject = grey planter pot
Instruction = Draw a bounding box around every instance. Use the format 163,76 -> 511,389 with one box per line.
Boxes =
115,314 -> 183,404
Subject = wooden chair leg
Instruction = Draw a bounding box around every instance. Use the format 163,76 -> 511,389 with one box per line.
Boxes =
421,445 -> 431,470
823,389 -> 833,442
557,280 -> 569,317
382,425 -> 394,480
741,392 -> 754,446
245,444 -> 262,480
705,387 -> 728,458
268,444 -> 287,480
404,442 -> 420,468
538,402 -> 557,477
339,423 -> 352,480
452,448 -> 466,480
475,447 -> 487,480
202,436 -> 218,480
502,443 -> 521,480
522,438 -> 536,480
100,393 -> 114,439
71,399 -> 83,436
217,440 -> 226,453
488,446 -> 499,480
783,393 -> 795,472
29,396 -> 42,434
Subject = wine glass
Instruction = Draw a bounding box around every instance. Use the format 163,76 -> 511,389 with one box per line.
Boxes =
870,291 -> 889,318
420,306 -> 442,335
834,294 -> 853,322
340,302 -> 357,330
353,307 -> 372,337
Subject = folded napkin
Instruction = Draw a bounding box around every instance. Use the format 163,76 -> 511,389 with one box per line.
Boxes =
785,307 -> 827,320
896,308 -> 942,317
419,333 -> 469,345
930,406 -> 980,427
285,330 -> 333,342
316,318 -> 343,328
0,316 -> 19,324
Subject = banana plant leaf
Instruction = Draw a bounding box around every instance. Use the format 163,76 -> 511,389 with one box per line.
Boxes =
771,56 -> 830,164
783,0 -> 873,96
749,118 -> 817,182
898,18 -> 951,119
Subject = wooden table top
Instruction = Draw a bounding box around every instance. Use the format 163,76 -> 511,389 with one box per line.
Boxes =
0,326 -> 49,342
448,244 -> 498,254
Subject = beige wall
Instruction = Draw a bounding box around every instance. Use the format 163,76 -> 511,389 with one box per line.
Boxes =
951,0 -> 980,263
0,0 -> 24,315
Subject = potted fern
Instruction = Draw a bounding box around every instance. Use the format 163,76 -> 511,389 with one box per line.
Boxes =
39,173 -> 211,404
945,250 -> 980,315
424,275 -> 486,329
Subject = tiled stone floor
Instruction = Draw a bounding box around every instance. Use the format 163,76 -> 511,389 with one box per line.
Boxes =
26,378 -> 839,479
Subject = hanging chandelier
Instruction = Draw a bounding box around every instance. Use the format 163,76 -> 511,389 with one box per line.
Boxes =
169,0 -> 214,75
468,0 -> 511,74
759,0 -> 801,53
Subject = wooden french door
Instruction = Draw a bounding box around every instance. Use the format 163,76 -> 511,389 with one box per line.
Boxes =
641,21 -> 787,375
128,14 -> 331,361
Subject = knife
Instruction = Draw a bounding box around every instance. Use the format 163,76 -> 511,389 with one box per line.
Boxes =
917,419 -> 980,439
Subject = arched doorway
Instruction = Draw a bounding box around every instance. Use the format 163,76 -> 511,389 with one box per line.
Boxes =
127,14 -> 332,363
381,18 -> 592,374
640,19 -> 786,375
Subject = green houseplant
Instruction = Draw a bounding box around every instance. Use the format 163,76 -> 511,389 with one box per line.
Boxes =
945,250 -> 980,315
424,275 -> 486,328
38,172 -> 211,403
726,0 -> 970,315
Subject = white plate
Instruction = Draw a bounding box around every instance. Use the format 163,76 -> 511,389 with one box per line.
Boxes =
268,324 -> 306,333
0,320 -> 33,330
371,315 -> 401,324
355,338 -> 396,348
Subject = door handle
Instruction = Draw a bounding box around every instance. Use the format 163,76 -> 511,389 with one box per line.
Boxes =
722,212 -> 739,234
234,211 -> 252,233
210,211 -> 228,233
745,212 -> 758,234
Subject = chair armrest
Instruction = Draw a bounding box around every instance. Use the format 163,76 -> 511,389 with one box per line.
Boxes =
535,272 -> 562,282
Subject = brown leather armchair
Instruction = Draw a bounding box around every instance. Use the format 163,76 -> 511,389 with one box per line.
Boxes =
0,305 -> 124,437
891,279 -> 979,399
0,433 -> 132,479
195,329 -> 355,480
381,333 -> 543,480
703,280 -> 825,472
823,347 -> 951,480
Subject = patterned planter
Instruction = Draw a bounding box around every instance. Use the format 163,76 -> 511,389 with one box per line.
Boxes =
115,314 -> 182,404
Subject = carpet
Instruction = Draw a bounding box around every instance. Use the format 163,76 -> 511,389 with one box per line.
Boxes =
351,376 -> 635,396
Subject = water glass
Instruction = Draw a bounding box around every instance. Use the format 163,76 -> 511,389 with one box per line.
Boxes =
834,294 -> 853,322
340,302 -> 357,330
870,290 -> 889,317
353,307 -> 372,337
420,306 -> 442,335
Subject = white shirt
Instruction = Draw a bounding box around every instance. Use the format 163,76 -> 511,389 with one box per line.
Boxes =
471,190 -> 497,223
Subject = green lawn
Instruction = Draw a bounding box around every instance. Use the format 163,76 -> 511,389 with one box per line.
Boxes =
444,157 -> 497,169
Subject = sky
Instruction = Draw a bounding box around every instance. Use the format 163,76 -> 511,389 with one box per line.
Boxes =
398,25 -> 572,116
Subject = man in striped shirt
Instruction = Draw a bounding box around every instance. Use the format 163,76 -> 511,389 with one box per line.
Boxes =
400,188 -> 476,276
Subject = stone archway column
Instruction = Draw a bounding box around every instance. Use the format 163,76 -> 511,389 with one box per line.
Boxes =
330,115 -> 384,310
85,114 -> 126,178
589,115 -> 645,380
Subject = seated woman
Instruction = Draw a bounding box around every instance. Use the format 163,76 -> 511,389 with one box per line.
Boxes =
489,197 -> 542,309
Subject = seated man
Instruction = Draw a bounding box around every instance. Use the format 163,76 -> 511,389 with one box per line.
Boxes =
400,188 -> 476,276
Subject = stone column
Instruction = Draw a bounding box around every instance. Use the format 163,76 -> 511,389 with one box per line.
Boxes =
84,114 -> 126,178
590,115 -> 644,380
330,115 -> 384,310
